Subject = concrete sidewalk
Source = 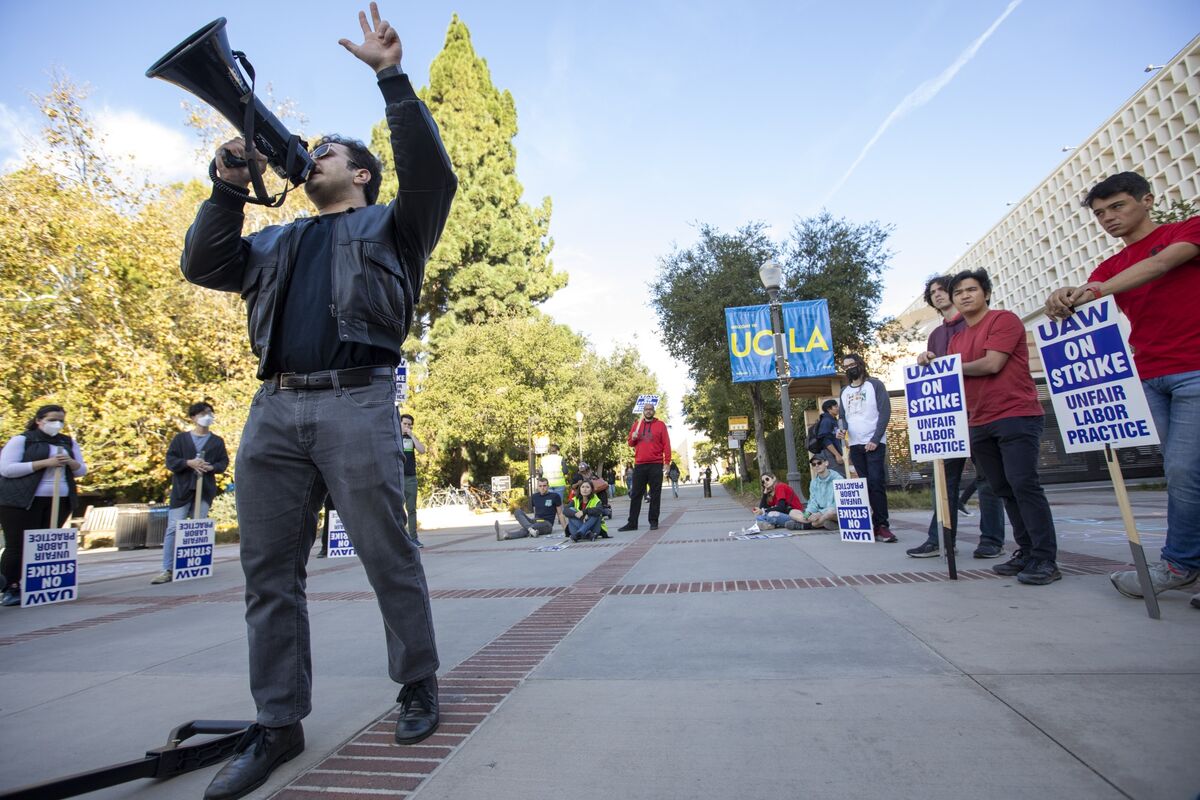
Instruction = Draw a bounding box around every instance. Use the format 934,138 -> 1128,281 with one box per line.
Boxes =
0,482 -> 1196,800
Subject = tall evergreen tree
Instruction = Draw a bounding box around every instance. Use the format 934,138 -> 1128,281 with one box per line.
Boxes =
370,15 -> 564,351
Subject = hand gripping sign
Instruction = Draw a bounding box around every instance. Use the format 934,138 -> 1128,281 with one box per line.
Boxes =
904,354 -> 969,578
1034,297 -> 1161,618
834,478 -> 874,543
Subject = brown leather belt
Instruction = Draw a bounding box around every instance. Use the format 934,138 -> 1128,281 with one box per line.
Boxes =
272,365 -> 395,390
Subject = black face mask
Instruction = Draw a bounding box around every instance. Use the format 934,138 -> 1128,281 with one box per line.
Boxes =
846,366 -> 863,381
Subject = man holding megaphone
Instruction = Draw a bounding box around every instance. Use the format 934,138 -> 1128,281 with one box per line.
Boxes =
171,5 -> 456,798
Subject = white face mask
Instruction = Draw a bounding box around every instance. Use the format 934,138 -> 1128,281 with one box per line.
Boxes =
196,414 -> 215,428
40,421 -> 64,436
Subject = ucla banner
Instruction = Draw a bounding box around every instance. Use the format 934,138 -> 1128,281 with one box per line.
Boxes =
725,300 -> 835,383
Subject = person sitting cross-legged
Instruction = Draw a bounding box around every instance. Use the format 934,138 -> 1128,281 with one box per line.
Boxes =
753,473 -> 805,530
566,480 -> 607,542
796,454 -> 842,530
497,478 -> 566,540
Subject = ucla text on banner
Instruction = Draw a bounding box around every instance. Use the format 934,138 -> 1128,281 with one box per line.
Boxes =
21,528 -> 78,607
904,354 -> 971,462
173,519 -> 215,582
1033,298 -> 1159,453
834,478 -> 875,543
328,511 -> 357,558
725,300 -> 835,383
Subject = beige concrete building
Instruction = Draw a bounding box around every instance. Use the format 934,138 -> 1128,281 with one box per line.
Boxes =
942,34 -> 1200,325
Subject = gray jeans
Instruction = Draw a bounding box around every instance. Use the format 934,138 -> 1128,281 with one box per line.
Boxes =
236,378 -> 439,726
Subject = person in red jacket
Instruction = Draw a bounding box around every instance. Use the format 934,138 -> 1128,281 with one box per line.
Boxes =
618,400 -> 671,531
752,473 -> 805,530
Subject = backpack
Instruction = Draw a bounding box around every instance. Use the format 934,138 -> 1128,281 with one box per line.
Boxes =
805,420 -> 824,455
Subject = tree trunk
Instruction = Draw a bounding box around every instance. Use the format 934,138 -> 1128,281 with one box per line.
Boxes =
748,384 -> 771,476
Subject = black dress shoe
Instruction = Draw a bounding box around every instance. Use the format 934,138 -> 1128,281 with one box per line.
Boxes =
617,523 -> 637,532
395,674 -> 440,744
204,722 -> 304,800
649,524 -> 658,530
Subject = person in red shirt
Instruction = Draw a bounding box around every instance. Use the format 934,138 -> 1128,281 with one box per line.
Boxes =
618,400 -> 671,531
752,472 -> 805,530
1045,172 -> 1200,605
947,269 -> 1061,585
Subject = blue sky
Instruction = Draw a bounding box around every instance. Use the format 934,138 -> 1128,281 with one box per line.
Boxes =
2,1 -> 1197,422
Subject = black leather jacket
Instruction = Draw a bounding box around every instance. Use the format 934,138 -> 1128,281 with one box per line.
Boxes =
181,72 -> 457,378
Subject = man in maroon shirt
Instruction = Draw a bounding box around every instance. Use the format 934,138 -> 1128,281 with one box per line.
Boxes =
618,400 -> 671,531
1045,172 -> 1200,607
948,269 -> 1061,585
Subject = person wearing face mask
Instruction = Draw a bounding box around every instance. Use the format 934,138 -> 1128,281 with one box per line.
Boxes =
0,405 -> 87,607
153,402 -> 229,585
618,401 -> 671,531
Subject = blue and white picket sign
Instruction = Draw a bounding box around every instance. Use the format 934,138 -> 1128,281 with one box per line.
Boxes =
834,478 -> 875,543
172,518 -> 215,582
1033,297 -> 1159,453
20,527 -> 78,607
327,511 -> 357,558
724,300 -> 835,383
632,394 -> 660,415
904,354 -> 970,462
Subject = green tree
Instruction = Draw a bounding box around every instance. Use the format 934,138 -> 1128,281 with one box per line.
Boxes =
370,15 -> 564,351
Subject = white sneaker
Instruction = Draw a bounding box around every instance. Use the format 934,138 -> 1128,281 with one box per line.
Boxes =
1110,560 -> 1199,598
150,570 -> 173,585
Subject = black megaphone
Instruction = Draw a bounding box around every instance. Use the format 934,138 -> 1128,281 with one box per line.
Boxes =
146,18 -> 312,204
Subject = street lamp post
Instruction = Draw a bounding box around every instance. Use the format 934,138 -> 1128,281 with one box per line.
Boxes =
575,410 -> 584,464
759,259 -> 806,502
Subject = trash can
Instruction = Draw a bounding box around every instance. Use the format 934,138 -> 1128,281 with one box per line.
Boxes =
144,504 -> 169,548
114,503 -> 150,550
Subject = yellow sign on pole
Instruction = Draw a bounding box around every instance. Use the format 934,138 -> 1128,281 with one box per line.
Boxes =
728,416 -> 749,432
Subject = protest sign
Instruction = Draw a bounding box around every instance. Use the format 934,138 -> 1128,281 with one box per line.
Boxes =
632,395 -> 660,414
21,527 -> 78,607
327,511 -> 356,558
172,518 -> 215,582
904,354 -> 970,462
1033,298 -> 1158,452
1035,298 -> 1161,618
834,478 -> 874,543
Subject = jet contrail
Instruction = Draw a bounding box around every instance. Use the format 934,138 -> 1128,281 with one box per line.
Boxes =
822,0 -> 1024,204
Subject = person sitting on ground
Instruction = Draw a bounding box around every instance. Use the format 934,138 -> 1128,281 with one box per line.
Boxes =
796,454 -> 841,530
752,473 -> 805,530
497,478 -> 566,540
566,479 -> 607,541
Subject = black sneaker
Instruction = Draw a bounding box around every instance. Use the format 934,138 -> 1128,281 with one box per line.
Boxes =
993,549 -> 1030,576
973,544 -> 1004,559
1017,559 -> 1062,585
649,524 -> 658,531
1191,594 -> 1199,610
617,523 -> 637,532
906,541 -> 940,558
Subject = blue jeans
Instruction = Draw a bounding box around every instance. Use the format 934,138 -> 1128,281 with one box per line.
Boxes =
567,514 -> 601,538
849,444 -> 889,527
924,458 -> 964,546
756,510 -> 793,527
162,500 -> 211,570
970,416 -> 1058,562
975,471 -> 1006,548
1143,369 -> 1200,570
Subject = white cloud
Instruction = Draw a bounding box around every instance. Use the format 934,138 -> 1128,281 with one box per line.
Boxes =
822,0 -> 1023,204
0,100 -> 205,187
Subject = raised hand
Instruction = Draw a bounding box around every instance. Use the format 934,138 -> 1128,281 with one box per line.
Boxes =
339,2 -> 403,72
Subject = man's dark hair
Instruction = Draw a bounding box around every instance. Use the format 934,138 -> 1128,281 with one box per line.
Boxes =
821,398 -> 838,413
400,413 -> 414,424
549,444 -> 559,453
26,404 -> 65,431
316,134 -> 383,206
1082,172 -> 1152,208
923,275 -> 952,308
537,477 -> 549,485
188,401 -> 214,417
948,269 -> 993,303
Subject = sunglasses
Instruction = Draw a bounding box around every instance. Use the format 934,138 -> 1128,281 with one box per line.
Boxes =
809,460 -> 824,466
310,142 -> 363,169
